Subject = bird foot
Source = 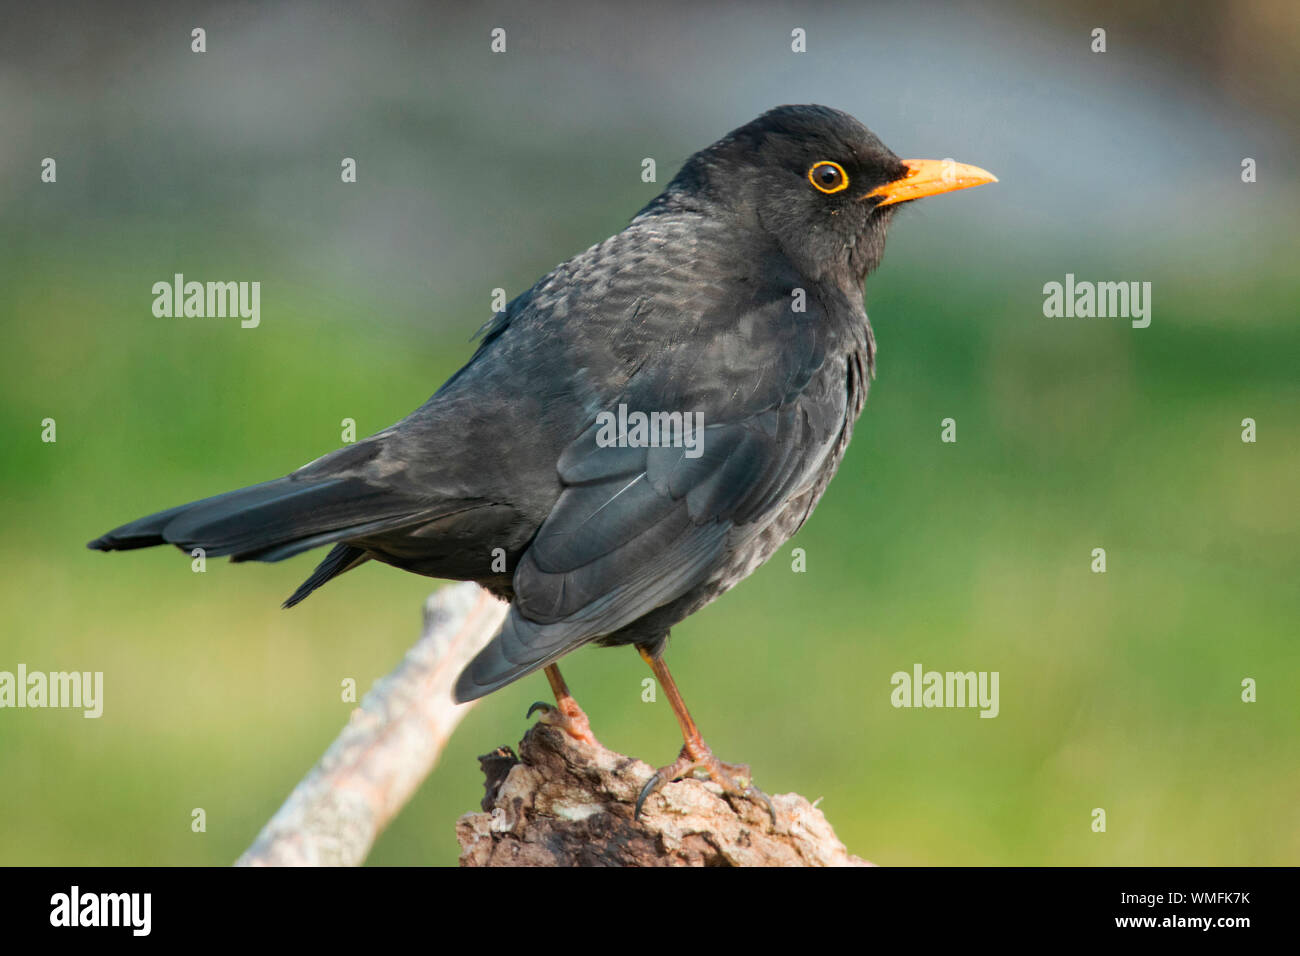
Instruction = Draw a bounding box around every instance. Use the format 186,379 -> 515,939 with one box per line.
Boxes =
635,743 -> 776,826
526,700 -> 601,748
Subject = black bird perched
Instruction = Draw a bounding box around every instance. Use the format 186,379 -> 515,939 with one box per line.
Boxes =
90,105 -> 995,820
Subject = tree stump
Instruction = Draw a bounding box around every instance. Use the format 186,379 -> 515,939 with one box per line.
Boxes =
457,722 -> 870,867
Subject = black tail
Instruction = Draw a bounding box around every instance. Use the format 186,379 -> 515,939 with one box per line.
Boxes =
282,543 -> 369,608
89,475 -> 419,603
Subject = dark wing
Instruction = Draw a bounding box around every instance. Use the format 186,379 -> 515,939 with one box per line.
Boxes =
454,378 -> 848,701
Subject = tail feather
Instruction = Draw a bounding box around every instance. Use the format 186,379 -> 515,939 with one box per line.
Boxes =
150,479 -> 398,558
85,494 -> 227,552
282,544 -> 369,608
89,475 -> 422,564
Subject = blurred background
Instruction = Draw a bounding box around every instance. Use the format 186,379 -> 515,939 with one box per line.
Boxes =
1,0 -> 1296,866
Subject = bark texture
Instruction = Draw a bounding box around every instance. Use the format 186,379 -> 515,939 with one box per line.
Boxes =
457,722 -> 869,867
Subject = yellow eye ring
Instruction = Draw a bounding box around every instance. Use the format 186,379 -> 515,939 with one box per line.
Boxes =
808,161 -> 849,194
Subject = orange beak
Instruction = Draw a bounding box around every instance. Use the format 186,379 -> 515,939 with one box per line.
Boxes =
864,158 -> 998,207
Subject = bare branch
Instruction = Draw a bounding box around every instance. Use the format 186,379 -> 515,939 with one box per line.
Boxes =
236,582 -> 508,866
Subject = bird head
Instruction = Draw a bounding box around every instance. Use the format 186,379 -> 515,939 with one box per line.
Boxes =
647,104 -> 997,288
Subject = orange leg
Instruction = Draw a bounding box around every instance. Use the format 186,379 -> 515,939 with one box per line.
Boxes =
635,646 -> 775,825
526,663 -> 601,747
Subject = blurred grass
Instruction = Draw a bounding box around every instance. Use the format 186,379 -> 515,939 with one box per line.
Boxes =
0,217 -> 1297,866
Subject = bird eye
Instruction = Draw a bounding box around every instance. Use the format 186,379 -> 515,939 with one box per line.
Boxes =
808,161 -> 848,194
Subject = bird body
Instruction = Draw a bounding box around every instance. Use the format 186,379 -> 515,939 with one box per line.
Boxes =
91,105 -> 995,808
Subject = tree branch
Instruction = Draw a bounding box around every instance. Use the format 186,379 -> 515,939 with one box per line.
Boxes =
235,582 -> 507,866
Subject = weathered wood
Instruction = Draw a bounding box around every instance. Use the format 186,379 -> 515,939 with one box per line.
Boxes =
458,722 -> 870,867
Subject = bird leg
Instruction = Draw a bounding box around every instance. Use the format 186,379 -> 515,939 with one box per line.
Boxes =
634,647 -> 776,826
525,663 -> 601,747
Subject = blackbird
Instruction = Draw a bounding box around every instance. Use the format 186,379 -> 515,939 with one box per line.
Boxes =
90,105 -> 995,820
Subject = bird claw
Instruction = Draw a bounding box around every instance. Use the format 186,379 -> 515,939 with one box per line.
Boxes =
526,700 -> 601,747
635,771 -> 667,821
634,748 -> 777,828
